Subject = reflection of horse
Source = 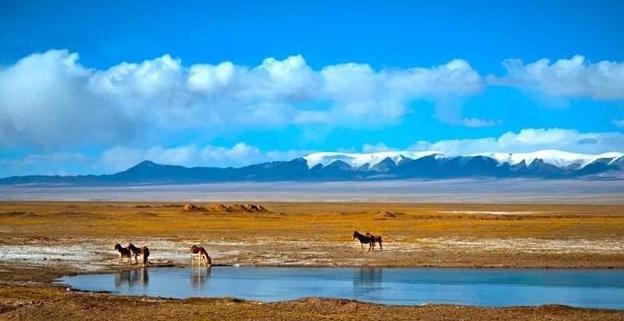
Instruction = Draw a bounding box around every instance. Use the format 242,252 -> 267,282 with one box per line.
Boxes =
128,243 -> 150,266
190,266 -> 211,289
352,231 -> 383,251
190,245 -> 212,266
353,268 -> 383,296
114,243 -> 132,263
115,268 -> 149,288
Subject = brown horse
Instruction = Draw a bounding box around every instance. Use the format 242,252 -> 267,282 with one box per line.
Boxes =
352,231 -> 383,251
190,245 -> 212,266
365,232 -> 383,250
128,243 -> 150,266
114,243 -> 132,263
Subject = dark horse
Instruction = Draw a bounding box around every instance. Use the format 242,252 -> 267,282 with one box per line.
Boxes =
352,231 -> 383,251
114,243 -> 132,263
128,243 -> 150,266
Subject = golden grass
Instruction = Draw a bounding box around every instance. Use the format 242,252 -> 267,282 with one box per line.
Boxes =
1,201 -> 623,241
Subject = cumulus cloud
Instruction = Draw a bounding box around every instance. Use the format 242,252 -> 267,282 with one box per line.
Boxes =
0,50 -> 138,149
493,55 -> 624,100
410,128 -> 624,154
0,50 -> 485,149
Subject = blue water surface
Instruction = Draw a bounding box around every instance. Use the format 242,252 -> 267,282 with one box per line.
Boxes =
59,267 -> 624,309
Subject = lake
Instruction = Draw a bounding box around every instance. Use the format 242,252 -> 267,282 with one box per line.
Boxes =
58,267 -> 624,309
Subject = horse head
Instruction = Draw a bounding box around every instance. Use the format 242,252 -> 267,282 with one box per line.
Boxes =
114,243 -> 122,250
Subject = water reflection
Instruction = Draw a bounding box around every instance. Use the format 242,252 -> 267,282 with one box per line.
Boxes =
353,268 -> 383,296
114,268 -> 149,288
190,266 -> 211,289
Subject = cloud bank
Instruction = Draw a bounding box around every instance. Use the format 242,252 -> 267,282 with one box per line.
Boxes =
0,50 -> 485,149
410,128 -> 624,155
494,55 -> 624,100
1,51 -> 623,176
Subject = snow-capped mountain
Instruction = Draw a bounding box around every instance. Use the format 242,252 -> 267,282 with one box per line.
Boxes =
303,151 -> 441,169
1,150 -> 623,185
304,150 -> 624,171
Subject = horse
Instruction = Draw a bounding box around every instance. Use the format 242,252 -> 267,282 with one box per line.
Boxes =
114,243 -> 132,263
365,232 -> 383,250
128,243 -> 150,266
352,231 -> 383,251
190,245 -> 212,266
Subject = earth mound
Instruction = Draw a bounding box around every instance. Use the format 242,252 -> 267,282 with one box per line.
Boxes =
374,210 -> 402,219
183,203 -> 207,212
209,203 -> 268,213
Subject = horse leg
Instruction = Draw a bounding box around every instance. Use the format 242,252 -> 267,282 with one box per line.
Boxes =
379,241 -> 383,250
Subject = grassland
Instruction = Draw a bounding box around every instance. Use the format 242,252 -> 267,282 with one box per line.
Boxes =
0,201 -> 623,320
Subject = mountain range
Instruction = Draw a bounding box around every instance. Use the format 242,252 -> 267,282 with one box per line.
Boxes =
1,150 -> 623,185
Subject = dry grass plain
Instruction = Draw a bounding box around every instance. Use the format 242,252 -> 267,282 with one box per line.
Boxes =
1,201 -> 624,320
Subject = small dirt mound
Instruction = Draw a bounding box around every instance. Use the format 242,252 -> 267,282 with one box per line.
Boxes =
209,204 -> 231,212
0,211 -> 39,218
161,204 -> 183,208
209,203 -> 268,213
137,211 -> 158,217
183,203 -> 206,212
374,211 -> 402,220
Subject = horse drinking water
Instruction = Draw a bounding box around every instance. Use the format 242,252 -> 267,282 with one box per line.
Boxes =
190,245 -> 212,266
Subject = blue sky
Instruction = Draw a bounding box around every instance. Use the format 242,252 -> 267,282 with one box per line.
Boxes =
1,0 -> 624,176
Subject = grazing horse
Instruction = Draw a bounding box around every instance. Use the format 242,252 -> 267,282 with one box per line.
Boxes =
114,243 -> 132,263
190,245 -> 212,266
128,243 -> 150,266
352,231 -> 383,251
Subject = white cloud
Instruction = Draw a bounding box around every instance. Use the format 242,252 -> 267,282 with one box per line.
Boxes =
0,50 -> 138,149
410,128 -> 624,154
493,55 -> 624,100
0,50 -> 485,149
362,143 -> 396,153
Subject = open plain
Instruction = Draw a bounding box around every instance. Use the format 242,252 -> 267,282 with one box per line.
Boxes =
0,201 -> 623,320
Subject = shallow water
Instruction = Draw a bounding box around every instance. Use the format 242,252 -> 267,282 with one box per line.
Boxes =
59,267 -> 624,309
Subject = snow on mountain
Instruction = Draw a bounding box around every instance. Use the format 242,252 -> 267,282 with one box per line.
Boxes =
473,150 -> 624,168
304,150 -> 624,170
303,151 -> 441,169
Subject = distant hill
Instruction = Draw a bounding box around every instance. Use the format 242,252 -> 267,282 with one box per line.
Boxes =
1,150 -> 623,185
